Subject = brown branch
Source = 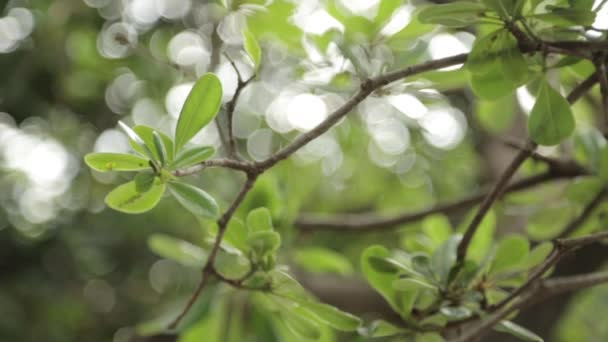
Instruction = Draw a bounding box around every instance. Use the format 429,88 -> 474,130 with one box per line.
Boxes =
255,54 -> 470,171
456,145 -> 535,262
454,70 -> 597,264
224,54 -> 254,158
172,159 -> 254,176
596,57 -> 608,135
168,173 -> 258,329
558,187 -> 608,238
296,164 -> 586,232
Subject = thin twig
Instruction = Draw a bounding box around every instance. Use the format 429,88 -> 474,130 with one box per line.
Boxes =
168,173 -> 258,329
456,145 -> 535,263
224,53 -> 254,158
172,159 -> 255,176
559,187 -> 607,237
296,165 -> 586,232
595,57 -> 608,135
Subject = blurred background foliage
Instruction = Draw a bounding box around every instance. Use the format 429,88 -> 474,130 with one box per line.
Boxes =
0,0 -> 607,341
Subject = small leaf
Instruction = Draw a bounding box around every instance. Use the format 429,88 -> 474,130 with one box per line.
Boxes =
174,74 -> 223,153
422,214 -> 452,246
105,179 -> 166,214
490,234 -> 530,274
152,131 -> 167,166
482,0 -> 523,18
533,8 -> 596,26
359,320 -> 406,338
85,153 -> 150,172
147,234 -> 207,267
118,121 -> 155,160
246,207 -> 273,232
168,180 -> 219,219
467,29 -> 504,76
169,146 -> 215,170
247,231 -> 281,256
367,256 -> 413,274
495,320 -> 543,342
243,29 -> 261,72
224,218 -> 248,252
298,300 -> 361,331
528,78 -> 575,146
431,234 -> 461,285
466,209 -> 496,263
130,125 -> 175,163
418,3 -> 485,27
361,246 -> 401,314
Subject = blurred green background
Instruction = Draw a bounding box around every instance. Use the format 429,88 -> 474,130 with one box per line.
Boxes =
1,0 -> 607,341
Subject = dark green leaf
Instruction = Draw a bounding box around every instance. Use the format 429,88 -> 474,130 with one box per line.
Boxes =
174,73 -> 223,153
528,78 -> 575,146
84,153 -> 150,172
105,179 -> 166,214
168,180 -> 219,219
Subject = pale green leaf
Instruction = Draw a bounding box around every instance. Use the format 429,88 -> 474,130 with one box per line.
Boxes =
168,180 -> 219,219
169,146 -> 215,170
147,233 -> 207,267
105,179 -> 166,214
85,153 -> 150,172
174,74 -> 223,153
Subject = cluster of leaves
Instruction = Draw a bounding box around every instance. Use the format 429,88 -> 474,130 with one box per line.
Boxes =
85,74 -> 222,217
420,0 -> 598,146
361,213 -> 552,341
145,207 -> 361,340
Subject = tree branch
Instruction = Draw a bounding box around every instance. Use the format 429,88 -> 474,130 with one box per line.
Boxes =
558,187 -> 607,238
296,163 -> 586,232
224,54 -> 254,159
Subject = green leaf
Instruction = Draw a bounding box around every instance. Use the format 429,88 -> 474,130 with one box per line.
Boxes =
422,214 -> 452,246
247,231 -> 281,256
298,300 -> 361,331
431,235 -> 461,285
528,78 -> 575,146
495,320 -> 543,342
293,247 -> 354,276
169,146 -> 215,170
243,29 -> 261,72
498,31 -> 528,86
152,131 -> 167,166
361,246 -> 402,314
147,234 -> 207,267
84,153 -> 150,172
105,179 -> 166,214
246,207 -> 273,232
174,74 -> 223,153
470,66 -> 518,100
118,121 -> 155,160
360,320 -> 406,338
533,8 -> 596,26
467,29 -> 504,76
367,256 -> 413,274
490,234 -> 530,274
214,251 -> 251,279
523,242 -> 553,269
466,209 -> 496,263
130,125 -> 175,163
134,171 -> 155,193
223,218 -> 248,252
393,277 -> 437,292
418,2 -> 485,27
168,180 -> 219,219
280,311 -> 321,340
